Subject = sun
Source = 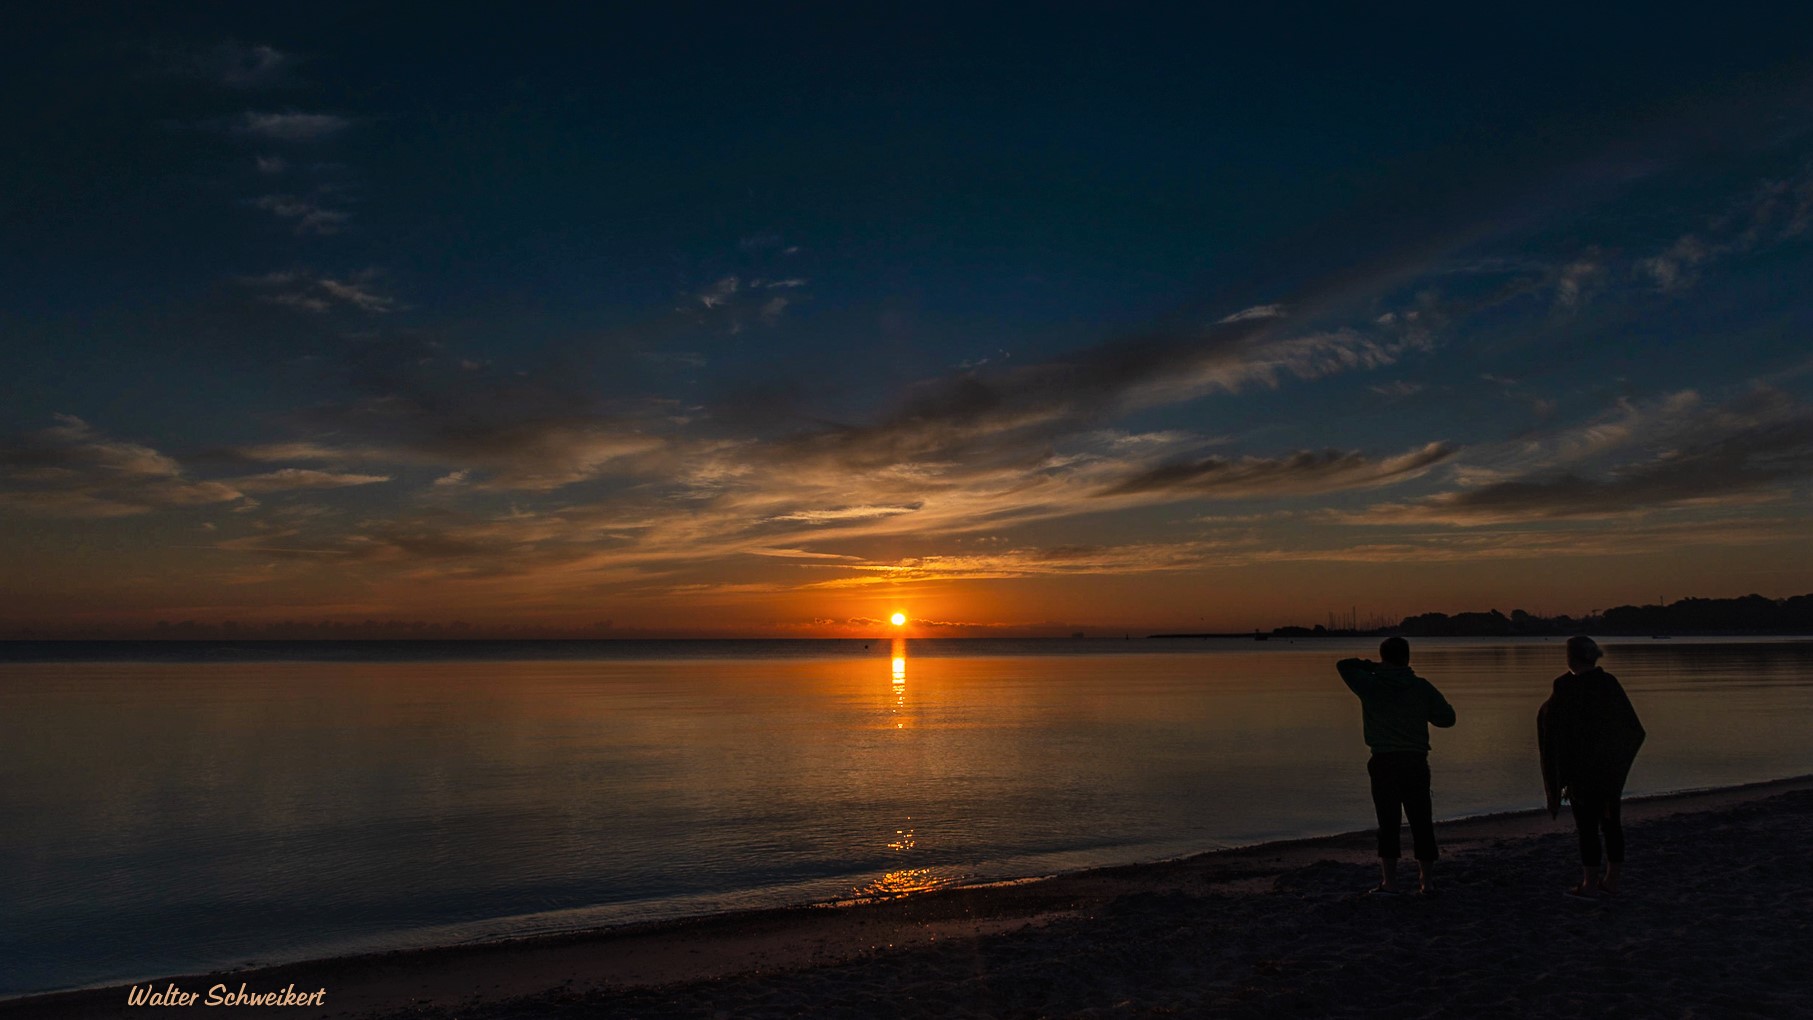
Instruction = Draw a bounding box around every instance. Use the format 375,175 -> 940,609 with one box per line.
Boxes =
890,612 -> 907,627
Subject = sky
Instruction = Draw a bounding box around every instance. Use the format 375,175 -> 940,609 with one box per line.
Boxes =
4,4 -> 1813,637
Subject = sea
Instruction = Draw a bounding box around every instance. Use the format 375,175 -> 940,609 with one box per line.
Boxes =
3,635 -> 1811,997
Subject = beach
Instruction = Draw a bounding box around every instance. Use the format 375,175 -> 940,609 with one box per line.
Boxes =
8,775 -> 1812,1019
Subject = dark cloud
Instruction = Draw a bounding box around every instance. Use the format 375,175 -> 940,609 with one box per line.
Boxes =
755,319 -> 1408,475
288,339 -> 677,491
1372,391 -> 1813,523
1095,442 -> 1455,499
0,416 -> 242,518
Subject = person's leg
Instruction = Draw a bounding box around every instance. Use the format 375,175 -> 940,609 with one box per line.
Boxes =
1601,794 -> 1624,893
1402,754 -> 1437,892
1367,754 -> 1403,889
1569,790 -> 1603,895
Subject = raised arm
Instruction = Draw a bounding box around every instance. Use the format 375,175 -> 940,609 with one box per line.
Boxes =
1336,658 -> 1376,695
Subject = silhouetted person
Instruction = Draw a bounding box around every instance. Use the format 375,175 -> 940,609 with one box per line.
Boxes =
1539,635 -> 1645,900
1338,637 -> 1457,895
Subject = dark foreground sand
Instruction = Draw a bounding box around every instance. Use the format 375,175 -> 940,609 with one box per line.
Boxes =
9,776 -> 1813,1019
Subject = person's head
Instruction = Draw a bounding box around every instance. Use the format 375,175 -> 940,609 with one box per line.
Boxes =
1379,636 -> 1410,667
1566,635 -> 1603,672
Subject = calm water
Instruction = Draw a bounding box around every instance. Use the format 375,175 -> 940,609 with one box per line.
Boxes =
4,637 -> 1811,996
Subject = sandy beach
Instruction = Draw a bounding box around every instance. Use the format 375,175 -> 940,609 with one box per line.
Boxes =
9,775 -> 1813,1019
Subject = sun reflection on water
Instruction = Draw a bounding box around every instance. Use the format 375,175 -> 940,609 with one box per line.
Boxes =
889,637 -> 908,727
847,638 -> 961,900
851,867 -> 959,899
887,821 -> 916,851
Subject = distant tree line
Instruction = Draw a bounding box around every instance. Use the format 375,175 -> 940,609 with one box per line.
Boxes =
1273,593 -> 1813,638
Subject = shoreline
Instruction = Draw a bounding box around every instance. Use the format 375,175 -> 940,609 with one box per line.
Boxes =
8,772 -> 1813,1018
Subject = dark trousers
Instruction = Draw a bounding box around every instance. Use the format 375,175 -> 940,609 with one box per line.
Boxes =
1569,789 -> 1625,867
1368,751 -> 1437,862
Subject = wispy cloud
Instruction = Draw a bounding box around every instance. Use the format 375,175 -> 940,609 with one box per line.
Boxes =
1552,255 -> 1606,308
227,441 -> 392,463
1092,442 -> 1455,499
229,469 -> 391,493
1216,303 -> 1285,324
1347,388 -> 1813,524
694,276 -> 738,309
251,194 -> 349,235
239,270 -> 395,313
315,276 -> 394,311
768,504 -> 923,524
212,42 -> 297,89
238,111 -> 349,142
1637,171 -> 1813,292
154,40 -> 300,89
1638,235 -> 1710,292
0,416 -> 243,518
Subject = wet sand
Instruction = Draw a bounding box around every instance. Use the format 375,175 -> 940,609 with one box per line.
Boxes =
9,775 -> 1813,1018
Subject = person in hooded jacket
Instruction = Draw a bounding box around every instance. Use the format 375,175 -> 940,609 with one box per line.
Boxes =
1539,635 -> 1645,900
1338,637 -> 1457,895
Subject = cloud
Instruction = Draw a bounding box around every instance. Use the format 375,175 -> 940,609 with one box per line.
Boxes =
768,504 -> 923,524
0,416 -> 244,518
238,111 -> 350,141
1216,303 -> 1285,324
1092,442 -> 1455,499
195,280 -> 1449,588
1552,255 -> 1606,308
1635,170 -> 1813,292
229,469 -> 391,493
796,541 -> 1243,587
748,548 -> 863,560
683,249 -> 811,329
252,194 -> 349,235
746,320 -> 1416,479
695,276 -> 739,309
1638,235 -> 1709,291
1348,389 -> 1813,524
256,155 -> 288,174
0,419 -> 403,520
239,270 -> 395,313
457,425 -> 667,491
212,42 -> 296,88
316,277 -> 394,312
227,441 -> 390,463
155,40 -> 299,89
